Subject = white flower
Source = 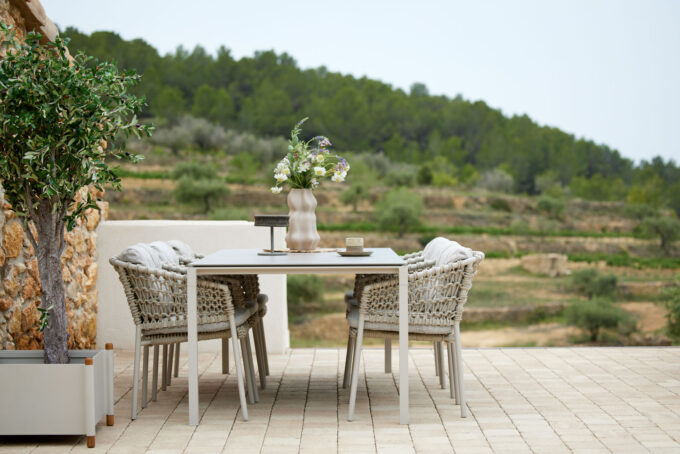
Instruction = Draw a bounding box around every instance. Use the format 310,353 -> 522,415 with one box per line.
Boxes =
331,173 -> 344,183
315,153 -> 325,163
314,166 -> 326,176
311,178 -> 319,187
280,166 -> 291,176
275,173 -> 288,182
298,161 -> 311,172
270,186 -> 282,194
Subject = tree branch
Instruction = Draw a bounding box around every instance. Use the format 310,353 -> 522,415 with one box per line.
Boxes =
23,182 -> 38,222
23,217 -> 39,253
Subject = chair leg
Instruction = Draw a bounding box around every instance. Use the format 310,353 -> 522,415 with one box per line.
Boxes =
244,331 -> 260,402
451,338 -> 460,404
259,318 -> 270,376
230,319 -> 248,421
384,339 -> 392,374
161,344 -> 168,391
167,343 -> 174,386
142,345 -> 149,409
447,343 -> 456,400
222,337 -> 229,374
253,324 -> 267,389
173,342 -> 180,378
437,341 -> 446,389
348,314 -> 365,421
434,342 -> 440,377
131,326 -> 141,420
454,322 -> 467,418
152,345 -> 159,402
240,337 -> 256,405
342,333 -> 354,389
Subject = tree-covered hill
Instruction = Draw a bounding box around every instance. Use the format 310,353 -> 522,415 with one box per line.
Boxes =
62,28 -> 679,210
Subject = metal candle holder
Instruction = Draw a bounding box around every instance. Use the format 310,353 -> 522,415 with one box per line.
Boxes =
254,214 -> 289,256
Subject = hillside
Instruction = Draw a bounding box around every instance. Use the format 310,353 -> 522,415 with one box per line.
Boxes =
63,27 -> 679,212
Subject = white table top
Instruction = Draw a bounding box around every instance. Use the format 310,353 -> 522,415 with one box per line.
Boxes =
190,248 -> 405,268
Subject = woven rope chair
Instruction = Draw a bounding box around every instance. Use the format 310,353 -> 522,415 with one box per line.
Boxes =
343,237 -> 454,385
342,258 -> 436,387
169,259 -> 270,389
345,251 -> 484,421
110,257 -> 259,421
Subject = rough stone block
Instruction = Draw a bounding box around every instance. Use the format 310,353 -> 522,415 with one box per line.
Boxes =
520,253 -> 569,277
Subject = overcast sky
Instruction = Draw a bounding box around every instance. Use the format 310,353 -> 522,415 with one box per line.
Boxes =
43,0 -> 680,164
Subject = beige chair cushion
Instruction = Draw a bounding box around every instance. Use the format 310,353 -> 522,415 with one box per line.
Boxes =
117,243 -> 163,269
346,308 -> 452,335
142,305 -> 255,336
166,240 -> 195,259
150,241 -> 180,265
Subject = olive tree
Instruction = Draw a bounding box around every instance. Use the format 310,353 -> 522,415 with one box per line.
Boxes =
375,188 -> 424,237
0,25 -> 151,363
640,216 -> 680,254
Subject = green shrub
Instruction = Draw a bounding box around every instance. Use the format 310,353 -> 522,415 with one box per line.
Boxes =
490,198 -> 512,212
484,250 -> 511,259
565,299 -> 634,342
509,218 -> 531,234
639,216 -> 680,253
384,165 -> 417,187
417,164 -> 433,185
287,275 -> 324,308
114,168 -> 171,179
537,196 -> 566,219
622,203 -> 658,220
665,282 -> 680,339
477,168 -> 514,193
375,188 -> 424,237
570,269 -> 618,300
229,152 -> 260,182
567,252 -> 680,269
340,183 -> 370,211
174,176 -> 229,212
418,235 -> 436,248
172,161 -> 219,180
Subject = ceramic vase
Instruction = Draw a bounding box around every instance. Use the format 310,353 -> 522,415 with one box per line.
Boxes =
286,188 -> 320,250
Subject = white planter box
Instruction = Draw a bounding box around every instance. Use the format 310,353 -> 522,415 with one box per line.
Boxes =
0,347 -> 114,448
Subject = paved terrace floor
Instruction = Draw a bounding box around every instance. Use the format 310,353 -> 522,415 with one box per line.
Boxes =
1,347 -> 679,454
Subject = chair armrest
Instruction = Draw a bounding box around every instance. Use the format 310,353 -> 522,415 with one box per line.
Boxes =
110,257 -> 237,327
401,251 -> 423,261
359,252 -> 484,325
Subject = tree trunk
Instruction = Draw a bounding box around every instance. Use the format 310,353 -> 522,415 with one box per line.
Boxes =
34,203 -> 69,364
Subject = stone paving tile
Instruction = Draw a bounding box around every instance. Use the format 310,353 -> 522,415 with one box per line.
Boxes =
1,346 -> 679,453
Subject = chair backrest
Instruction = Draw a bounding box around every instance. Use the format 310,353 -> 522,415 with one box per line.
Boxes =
360,250 -> 484,328
110,241 -> 205,332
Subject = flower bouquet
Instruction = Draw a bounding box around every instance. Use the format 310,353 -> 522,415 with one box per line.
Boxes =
271,118 -> 349,250
271,117 -> 349,194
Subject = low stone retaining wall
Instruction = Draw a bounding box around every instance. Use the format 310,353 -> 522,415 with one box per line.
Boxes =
463,302 -> 565,323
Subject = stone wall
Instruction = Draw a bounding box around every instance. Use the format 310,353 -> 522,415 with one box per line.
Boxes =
0,187 -> 106,350
0,0 -> 101,350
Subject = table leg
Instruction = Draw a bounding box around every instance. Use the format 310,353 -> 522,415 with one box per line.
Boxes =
187,267 -> 199,426
398,264 -> 409,425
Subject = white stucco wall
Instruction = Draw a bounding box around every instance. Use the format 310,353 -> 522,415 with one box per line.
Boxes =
96,220 -> 289,353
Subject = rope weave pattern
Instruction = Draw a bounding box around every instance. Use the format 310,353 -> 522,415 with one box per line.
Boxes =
358,251 -> 484,327
348,259 -> 436,314
110,257 -> 236,333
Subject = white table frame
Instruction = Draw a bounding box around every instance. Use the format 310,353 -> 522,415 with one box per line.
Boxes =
186,257 -> 409,426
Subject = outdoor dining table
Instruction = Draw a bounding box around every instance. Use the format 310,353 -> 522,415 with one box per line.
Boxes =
186,248 -> 409,425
